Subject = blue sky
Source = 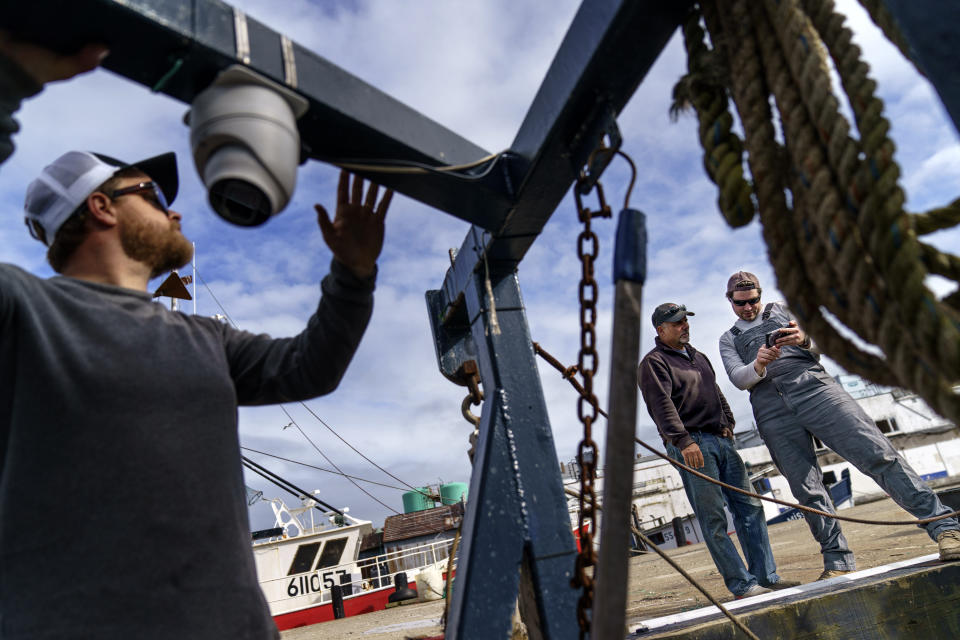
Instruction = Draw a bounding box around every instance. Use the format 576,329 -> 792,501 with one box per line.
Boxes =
3,0 -> 958,530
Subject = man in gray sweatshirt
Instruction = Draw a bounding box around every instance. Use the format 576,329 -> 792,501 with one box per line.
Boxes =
719,270 -> 960,580
0,40 -> 393,639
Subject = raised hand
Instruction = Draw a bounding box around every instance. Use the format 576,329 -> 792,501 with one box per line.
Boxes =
315,170 -> 393,279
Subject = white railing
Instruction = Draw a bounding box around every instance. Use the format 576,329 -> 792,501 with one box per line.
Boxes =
262,538 -> 456,609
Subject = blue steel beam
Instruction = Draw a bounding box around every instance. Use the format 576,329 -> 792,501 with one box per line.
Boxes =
428,255 -> 578,639
0,0 -> 518,230
434,0 -> 694,329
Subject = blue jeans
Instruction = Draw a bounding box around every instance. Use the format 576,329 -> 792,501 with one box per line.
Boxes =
667,432 -> 780,596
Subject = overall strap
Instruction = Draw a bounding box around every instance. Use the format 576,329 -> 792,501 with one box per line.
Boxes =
729,326 -> 742,336
761,302 -> 774,321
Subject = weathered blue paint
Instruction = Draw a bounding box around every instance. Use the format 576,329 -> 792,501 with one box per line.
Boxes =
432,265 -> 579,639
613,208 -> 647,284
882,1 -> 960,135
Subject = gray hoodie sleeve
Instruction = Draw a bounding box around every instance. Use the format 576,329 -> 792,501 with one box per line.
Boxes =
719,329 -> 766,390
0,52 -> 42,164
220,259 -> 376,405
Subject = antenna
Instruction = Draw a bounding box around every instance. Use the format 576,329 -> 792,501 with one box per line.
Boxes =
192,243 -> 197,314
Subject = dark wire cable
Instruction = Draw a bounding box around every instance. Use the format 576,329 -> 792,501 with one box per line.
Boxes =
241,456 -> 342,515
280,405 -> 400,515
298,401 -> 426,494
195,271 -> 238,328
241,446 -> 408,491
535,342 -> 960,526
192,267 -> 404,515
310,151 -> 506,181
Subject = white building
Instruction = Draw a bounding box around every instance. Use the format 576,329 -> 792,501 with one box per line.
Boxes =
562,374 -> 960,548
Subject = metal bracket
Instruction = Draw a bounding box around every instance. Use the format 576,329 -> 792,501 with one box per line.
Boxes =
232,7 -> 251,65
575,103 -> 622,195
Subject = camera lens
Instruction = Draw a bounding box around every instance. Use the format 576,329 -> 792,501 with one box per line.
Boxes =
209,179 -> 272,226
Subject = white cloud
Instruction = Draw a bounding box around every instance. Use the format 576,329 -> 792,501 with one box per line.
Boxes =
3,0 -> 958,529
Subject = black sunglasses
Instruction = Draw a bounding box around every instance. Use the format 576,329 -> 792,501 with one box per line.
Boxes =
110,181 -> 170,215
731,296 -> 761,307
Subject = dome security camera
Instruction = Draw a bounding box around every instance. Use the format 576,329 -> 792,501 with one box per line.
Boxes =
187,66 -> 309,226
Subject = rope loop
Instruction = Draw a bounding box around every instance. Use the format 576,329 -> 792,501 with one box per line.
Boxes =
674,0 -> 960,426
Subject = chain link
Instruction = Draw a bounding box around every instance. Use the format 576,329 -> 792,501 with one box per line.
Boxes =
457,361 -> 484,464
571,174 -> 611,637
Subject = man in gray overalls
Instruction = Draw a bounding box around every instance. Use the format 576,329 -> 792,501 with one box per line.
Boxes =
718,271 -> 960,579
640,303 -> 798,598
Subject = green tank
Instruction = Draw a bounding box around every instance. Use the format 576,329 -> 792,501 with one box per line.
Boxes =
402,487 -> 434,513
439,482 -> 468,506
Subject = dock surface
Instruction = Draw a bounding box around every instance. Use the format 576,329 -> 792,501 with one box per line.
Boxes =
281,495 -> 955,638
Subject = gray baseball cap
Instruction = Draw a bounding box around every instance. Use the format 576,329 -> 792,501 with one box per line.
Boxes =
726,270 -> 762,297
24,150 -> 178,246
652,302 -> 694,328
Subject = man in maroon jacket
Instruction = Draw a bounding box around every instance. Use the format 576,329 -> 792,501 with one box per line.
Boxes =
639,302 -> 797,598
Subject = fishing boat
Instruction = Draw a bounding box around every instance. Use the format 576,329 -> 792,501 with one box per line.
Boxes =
251,491 -> 459,630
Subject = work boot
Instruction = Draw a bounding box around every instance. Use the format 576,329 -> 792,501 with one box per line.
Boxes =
735,584 -> 771,599
937,529 -> 960,561
817,569 -> 853,581
762,579 -> 801,590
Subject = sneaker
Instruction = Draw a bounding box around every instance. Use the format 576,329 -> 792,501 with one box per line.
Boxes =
762,579 -> 801,590
817,569 -> 853,581
735,584 -> 772,599
937,529 -> 960,561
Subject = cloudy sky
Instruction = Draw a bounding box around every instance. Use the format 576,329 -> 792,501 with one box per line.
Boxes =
3,0 -> 958,530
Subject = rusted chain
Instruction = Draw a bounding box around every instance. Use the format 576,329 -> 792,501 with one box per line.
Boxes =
534,342 -> 960,527
461,394 -> 481,426
456,361 -> 484,464
631,526 -> 761,640
570,173 -> 611,637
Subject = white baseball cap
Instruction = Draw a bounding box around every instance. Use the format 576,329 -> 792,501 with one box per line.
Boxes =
24,150 -> 178,246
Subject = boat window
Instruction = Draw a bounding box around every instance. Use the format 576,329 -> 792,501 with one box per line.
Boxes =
315,537 -> 349,569
287,542 -> 321,576
876,418 -> 899,434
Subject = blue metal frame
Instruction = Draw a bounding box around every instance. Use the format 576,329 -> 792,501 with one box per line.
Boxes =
428,251 -> 577,638
882,1 -> 960,135
9,0 -> 957,636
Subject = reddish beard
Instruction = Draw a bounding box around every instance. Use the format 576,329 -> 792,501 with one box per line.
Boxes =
118,210 -> 194,279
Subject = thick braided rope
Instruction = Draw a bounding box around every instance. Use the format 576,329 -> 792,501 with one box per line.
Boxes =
674,9 -> 756,227
798,0 -> 960,418
776,0 -> 960,415
754,0 -> 905,373
708,0 -> 901,385
914,198 -> 960,236
759,0 -> 934,398
747,0 -> 901,383
695,0 -> 900,382
679,0 -> 960,421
